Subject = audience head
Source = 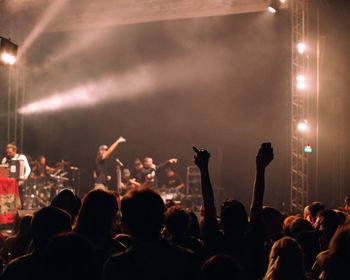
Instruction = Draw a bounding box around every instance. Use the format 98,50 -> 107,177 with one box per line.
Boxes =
165,207 -> 190,240
51,189 -> 81,220
289,217 -> 313,238
304,202 -> 325,225
317,209 -> 339,235
76,189 -> 118,243
262,206 -> 283,241
220,200 -> 248,235
31,207 -> 71,253
327,225 -> 350,280
283,215 -> 298,236
121,187 -> 165,240
264,237 -> 306,280
202,254 -> 241,280
43,232 -> 98,280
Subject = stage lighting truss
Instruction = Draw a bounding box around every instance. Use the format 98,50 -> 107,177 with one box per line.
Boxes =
0,37 -> 18,66
291,0 -> 310,214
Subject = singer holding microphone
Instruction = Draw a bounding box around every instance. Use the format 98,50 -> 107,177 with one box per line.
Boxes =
93,136 -> 126,190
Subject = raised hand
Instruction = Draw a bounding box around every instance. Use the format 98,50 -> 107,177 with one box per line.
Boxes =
168,158 -> 178,164
256,142 -> 274,169
193,146 -> 210,170
117,136 -> 126,144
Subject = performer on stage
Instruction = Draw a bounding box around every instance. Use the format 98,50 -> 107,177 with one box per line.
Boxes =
93,136 -> 126,190
142,157 -> 178,187
160,167 -> 185,191
119,168 -> 140,196
1,143 -> 31,205
31,155 -> 55,179
1,143 -> 31,181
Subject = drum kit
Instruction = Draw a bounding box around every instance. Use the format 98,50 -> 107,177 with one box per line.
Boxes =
159,187 -> 185,204
23,160 -> 79,210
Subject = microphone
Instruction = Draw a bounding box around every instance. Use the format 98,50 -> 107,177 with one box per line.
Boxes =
115,158 -> 124,167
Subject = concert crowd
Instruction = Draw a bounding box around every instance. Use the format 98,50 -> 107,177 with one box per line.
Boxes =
0,142 -> 349,280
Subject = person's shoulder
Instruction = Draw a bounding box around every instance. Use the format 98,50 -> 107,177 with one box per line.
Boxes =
7,253 -> 33,265
2,253 -> 34,277
161,239 -> 196,258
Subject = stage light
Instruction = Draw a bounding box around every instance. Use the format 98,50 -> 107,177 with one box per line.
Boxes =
268,0 -> 282,13
297,42 -> 306,54
1,53 -> 16,65
297,120 -> 309,132
268,6 -> 277,13
280,0 -> 286,3
296,74 -> 306,90
0,37 -> 18,66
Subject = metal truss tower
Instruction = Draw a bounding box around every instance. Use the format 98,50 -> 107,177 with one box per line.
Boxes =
290,0 -> 310,213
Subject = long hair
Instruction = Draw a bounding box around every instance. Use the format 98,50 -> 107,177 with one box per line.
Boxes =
264,237 -> 306,280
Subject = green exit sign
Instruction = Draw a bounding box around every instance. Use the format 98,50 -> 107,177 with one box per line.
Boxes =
304,145 -> 312,153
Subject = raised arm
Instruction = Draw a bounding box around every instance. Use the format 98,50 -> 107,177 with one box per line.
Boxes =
250,143 -> 274,224
102,137 -> 126,160
156,158 -> 178,170
193,147 -> 217,221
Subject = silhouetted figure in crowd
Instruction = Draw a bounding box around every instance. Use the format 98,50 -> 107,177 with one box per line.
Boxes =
164,206 -> 206,264
103,187 -> 201,280
264,236 -> 307,280
304,202 -> 325,226
323,225 -> 350,280
187,210 -> 202,241
193,143 -> 273,279
75,189 -> 125,275
1,215 -> 32,263
261,206 -> 285,275
316,209 -> 339,251
1,207 -> 71,280
289,218 -> 313,238
42,232 -> 98,280
202,254 -> 242,280
51,189 -> 81,224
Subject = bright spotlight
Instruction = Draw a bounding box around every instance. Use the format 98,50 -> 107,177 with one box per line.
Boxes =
296,75 -> 306,90
297,120 -> 309,132
268,6 -> 277,13
268,0 -> 282,13
280,0 -> 286,3
0,37 -> 18,66
1,53 -> 16,65
297,42 -> 306,54
296,75 -> 305,82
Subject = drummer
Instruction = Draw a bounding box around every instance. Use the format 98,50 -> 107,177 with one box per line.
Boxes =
31,155 -> 55,181
160,167 -> 185,192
